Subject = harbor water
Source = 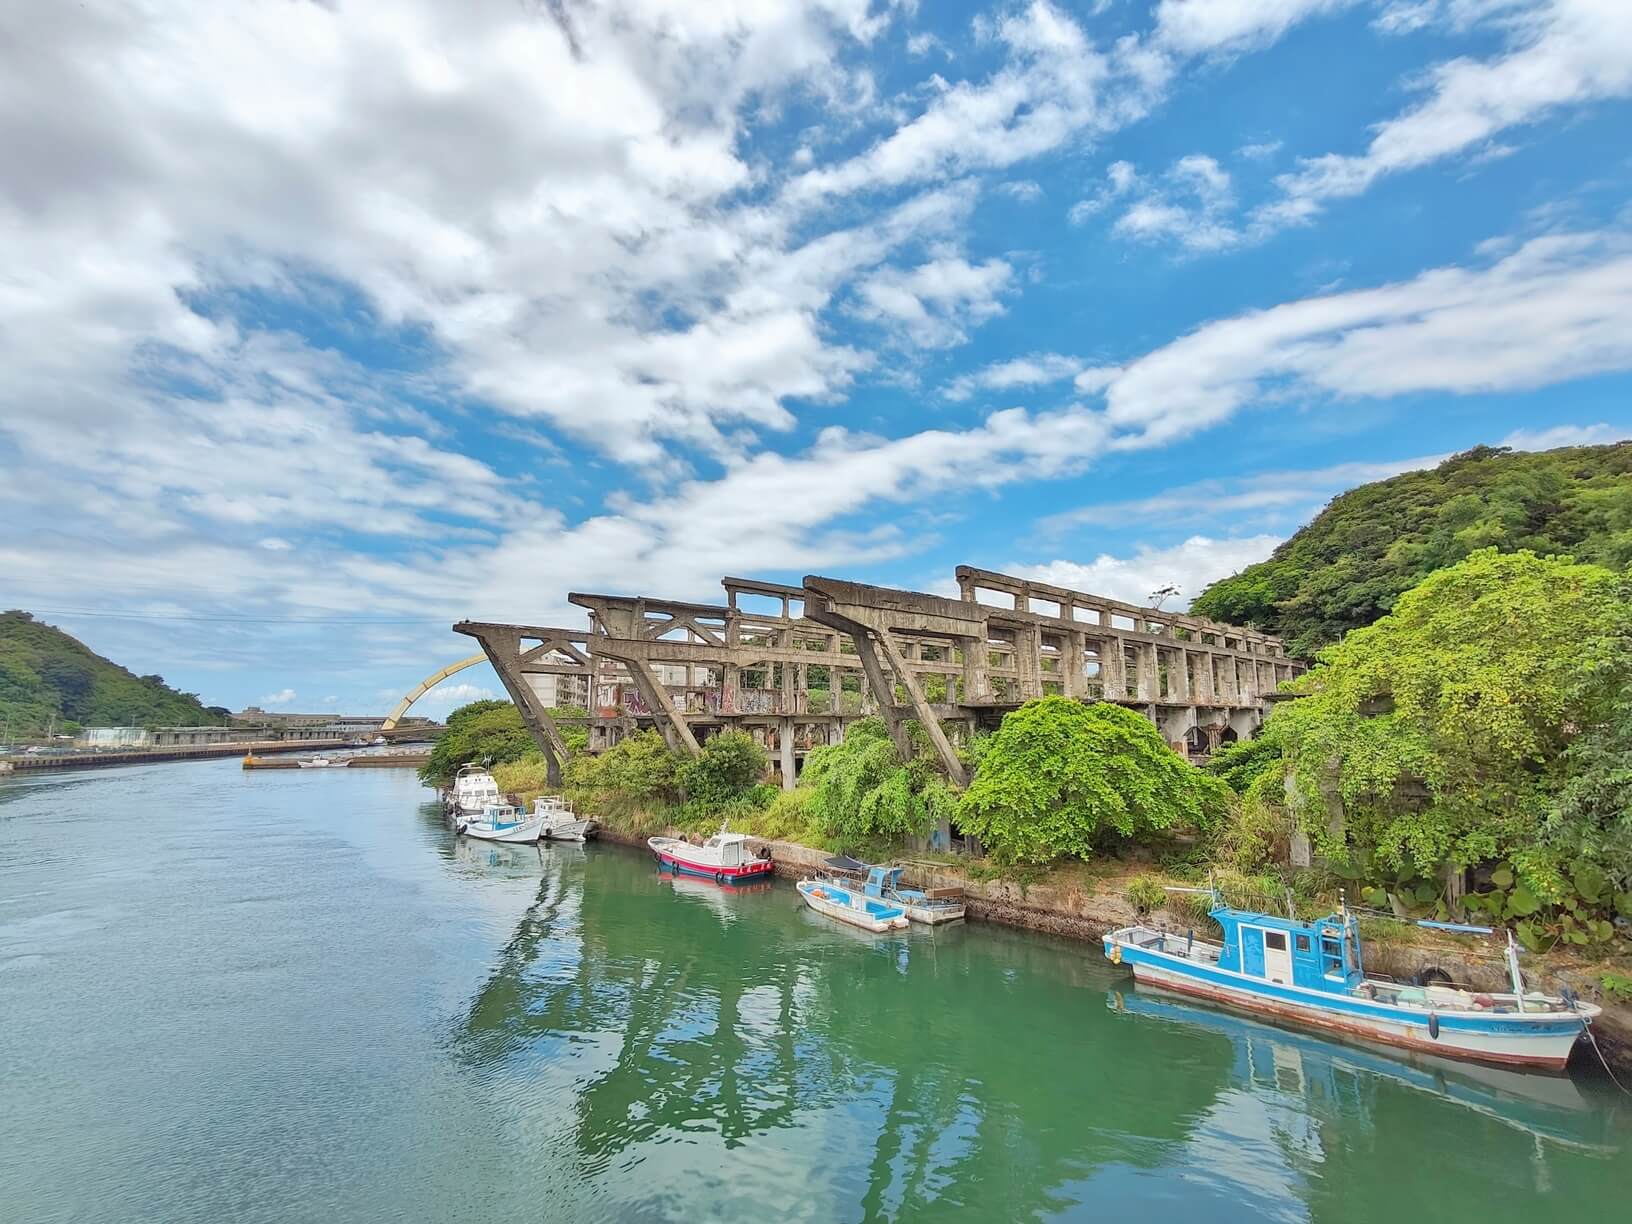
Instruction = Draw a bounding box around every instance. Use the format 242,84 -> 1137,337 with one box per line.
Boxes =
2,759 -> 1627,1222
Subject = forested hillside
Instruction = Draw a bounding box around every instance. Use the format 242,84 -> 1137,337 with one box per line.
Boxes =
0,611 -> 225,735
1191,442 -> 1632,656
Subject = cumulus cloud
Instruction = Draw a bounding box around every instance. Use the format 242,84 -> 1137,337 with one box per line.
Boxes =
260,689 -> 297,707
1008,536 -> 1285,610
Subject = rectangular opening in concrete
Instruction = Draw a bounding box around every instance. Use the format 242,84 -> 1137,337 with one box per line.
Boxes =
732,592 -> 785,618
1029,596 -> 1062,618
974,586 -> 1015,609
1071,605 -> 1101,624
1111,613 -> 1136,631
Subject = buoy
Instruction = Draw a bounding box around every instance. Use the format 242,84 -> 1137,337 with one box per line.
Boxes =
1111,944 -> 1123,965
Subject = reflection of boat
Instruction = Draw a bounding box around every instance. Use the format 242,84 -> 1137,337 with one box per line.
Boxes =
531,796 -> 599,842
1113,986 -> 1620,1153
662,871 -> 773,921
458,803 -> 546,843
823,856 -> 965,924
648,825 -> 773,883
797,877 -> 908,932
1106,892 -> 1600,1070
298,755 -> 349,768
449,763 -> 501,815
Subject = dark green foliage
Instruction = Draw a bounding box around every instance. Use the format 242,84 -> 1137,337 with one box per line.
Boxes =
0,610 -> 220,734
1191,443 -> 1632,656
419,700 -> 537,786
678,730 -> 771,814
957,697 -> 1231,865
1204,730 -> 1283,795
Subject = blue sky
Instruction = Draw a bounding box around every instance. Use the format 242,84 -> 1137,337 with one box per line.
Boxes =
1,0 -> 1628,720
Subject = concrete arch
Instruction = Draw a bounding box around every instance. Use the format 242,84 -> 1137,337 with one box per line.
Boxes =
382,654 -> 488,730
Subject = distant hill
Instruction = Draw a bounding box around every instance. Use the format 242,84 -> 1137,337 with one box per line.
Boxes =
0,611 -> 226,736
1190,442 -> 1632,657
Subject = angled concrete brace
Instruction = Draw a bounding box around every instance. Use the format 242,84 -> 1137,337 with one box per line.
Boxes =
871,629 -> 968,787
454,622 -> 581,787
617,655 -> 703,756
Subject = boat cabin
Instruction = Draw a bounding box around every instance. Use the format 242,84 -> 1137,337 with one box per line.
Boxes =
702,831 -> 752,867
861,865 -> 905,899
1212,907 -> 1364,995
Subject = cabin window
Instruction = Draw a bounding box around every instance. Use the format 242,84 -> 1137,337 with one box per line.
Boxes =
1294,935 -> 1310,953
1264,931 -> 1287,952
1320,936 -> 1344,976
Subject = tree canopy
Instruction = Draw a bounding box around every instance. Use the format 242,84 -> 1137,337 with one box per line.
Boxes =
1274,549 -> 1632,932
420,699 -> 538,786
802,717 -> 956,849
1190,443 -> 1632,656
957,697 -> 1229,865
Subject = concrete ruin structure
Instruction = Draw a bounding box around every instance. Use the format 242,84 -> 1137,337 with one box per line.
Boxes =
455,567 -> 1301,790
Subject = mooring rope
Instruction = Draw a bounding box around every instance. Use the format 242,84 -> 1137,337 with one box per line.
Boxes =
1582,1021 -> 1630,1095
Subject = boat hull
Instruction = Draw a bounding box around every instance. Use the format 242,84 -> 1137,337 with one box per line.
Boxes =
1112,946 -> 1585,1070
799,882 -> 908,932
459,817 -> 546,844
651,847 -> 774,883
898,899 -> 965,925
538,818 -> 598,843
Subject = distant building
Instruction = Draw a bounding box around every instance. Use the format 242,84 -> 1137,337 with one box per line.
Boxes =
525,671 -> 590,709
77,727 -> 152,748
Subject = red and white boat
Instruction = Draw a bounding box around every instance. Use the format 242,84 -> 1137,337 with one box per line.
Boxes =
648,825 -> 774,883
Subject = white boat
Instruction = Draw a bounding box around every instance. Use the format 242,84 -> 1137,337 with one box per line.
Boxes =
530,796 -> 599,842
797,877 -> 908,933
648,824 -> 774,883
457,803 -> 547,844
449,763 -> 502,815
298,755 -> 349,768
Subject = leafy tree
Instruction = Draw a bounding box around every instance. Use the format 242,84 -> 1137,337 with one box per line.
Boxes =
419,699 -> 537,786
1191,442 -> 1631,656
1204,730 -> 1283,795
1276,549 -> 1632,908
678,730 -> 770,813
802,717 -> 955,848
957,697 -> 1229,865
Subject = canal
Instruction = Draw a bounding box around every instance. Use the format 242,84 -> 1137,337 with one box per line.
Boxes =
2,759 -> 1627,1222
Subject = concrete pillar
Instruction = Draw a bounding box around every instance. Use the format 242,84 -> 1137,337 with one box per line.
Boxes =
780,717 -> 796,790
1064,631 -> 1086,698
1136,642 -> 1159,703
961,635 -> 983,703
1169,648 -> 1191,702
1193,651 -> 1214,705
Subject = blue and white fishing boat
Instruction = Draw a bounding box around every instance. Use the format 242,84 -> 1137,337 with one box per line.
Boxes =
1104,890 -> 1600,1071
797,877 -> 908,932
823,857 -> 966,924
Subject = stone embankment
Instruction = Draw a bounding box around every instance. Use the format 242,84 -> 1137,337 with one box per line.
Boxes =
602,823 -> 1632,1075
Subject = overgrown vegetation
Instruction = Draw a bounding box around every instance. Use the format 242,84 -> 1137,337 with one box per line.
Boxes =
0,610 -> 225,736
802,717 -> 958,853
1191,443 -> 1632,656
1218,549 -> 1632,952
958,698 -> 1229,866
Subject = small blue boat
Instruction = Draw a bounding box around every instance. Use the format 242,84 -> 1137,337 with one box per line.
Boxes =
823,857 -> 966,924
797,877 -> 908,932
1104,890 -> 1599,1071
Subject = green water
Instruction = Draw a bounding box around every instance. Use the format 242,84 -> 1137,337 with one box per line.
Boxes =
1,760 -> 1627,1222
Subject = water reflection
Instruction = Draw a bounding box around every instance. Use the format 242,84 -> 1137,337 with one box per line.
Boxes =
440,844 -> 1627,1220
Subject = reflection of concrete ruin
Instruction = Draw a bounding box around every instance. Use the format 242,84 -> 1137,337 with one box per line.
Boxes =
456,567 -> 1301,788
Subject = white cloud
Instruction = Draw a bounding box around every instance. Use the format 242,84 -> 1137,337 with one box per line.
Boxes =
1040,454 -> 1448,532
998,179 -> 1045,202
1238,139 -> 1284,160
852,254 -> 1015,348
943,352 -> 1093,400
1500,422 -> 1625,450
1152,0 -> 1358,55
261,688 -> 297,707
1090,230 -> 1632,446
1259,1 -> 1632,229
1008,535 -> 1285,610
1068,159 -> 1139,223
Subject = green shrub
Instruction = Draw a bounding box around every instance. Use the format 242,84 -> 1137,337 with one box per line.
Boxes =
803,717 -> 945,849
957,697 -> 1231,866
678,730 -> 770,813
420,700 -> 538,786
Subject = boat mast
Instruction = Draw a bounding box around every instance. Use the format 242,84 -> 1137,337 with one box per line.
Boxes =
1506,929 -> 1527,1013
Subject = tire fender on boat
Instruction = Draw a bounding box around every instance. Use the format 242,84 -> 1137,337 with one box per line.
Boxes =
1427,1012 -> 1440,1040
715,870 -> 726,883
